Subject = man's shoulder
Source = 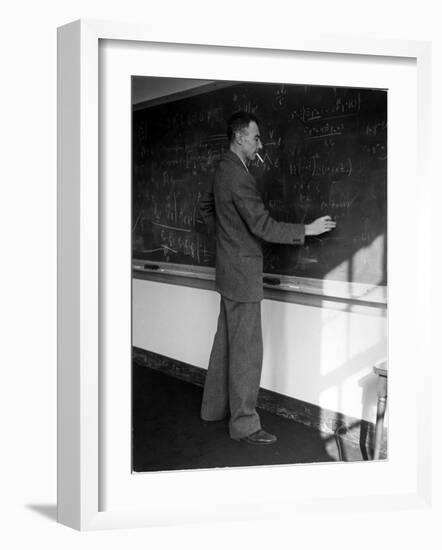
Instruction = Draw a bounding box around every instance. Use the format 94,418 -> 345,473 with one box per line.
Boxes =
217,152 -> 251,182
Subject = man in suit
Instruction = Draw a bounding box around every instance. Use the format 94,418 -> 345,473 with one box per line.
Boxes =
200,111 -> 336,445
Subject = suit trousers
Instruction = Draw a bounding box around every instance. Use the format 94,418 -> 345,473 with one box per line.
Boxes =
201,296 -> 263,439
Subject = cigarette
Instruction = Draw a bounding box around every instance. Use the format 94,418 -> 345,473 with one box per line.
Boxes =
256,153 -> 264,164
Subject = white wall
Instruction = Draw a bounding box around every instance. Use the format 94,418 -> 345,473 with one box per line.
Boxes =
133,279 -> 386,423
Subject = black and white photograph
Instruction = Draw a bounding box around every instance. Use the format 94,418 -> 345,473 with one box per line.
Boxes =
131,77 -> 388,472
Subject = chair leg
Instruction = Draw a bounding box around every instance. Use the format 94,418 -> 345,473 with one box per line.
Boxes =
373,375 -> 387,460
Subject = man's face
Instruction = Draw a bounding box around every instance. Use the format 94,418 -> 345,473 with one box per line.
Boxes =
238,121 -> 263,162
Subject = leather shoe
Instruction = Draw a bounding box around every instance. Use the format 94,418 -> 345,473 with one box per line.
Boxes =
240,429 -> 277,445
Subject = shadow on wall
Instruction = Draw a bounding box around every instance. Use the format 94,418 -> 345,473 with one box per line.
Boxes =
262,236 -> 387,448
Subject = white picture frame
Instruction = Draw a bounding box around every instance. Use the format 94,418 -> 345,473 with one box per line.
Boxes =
57,19 -> 433,531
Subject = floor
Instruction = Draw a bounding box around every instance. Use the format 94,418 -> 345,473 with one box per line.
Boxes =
132,364 -> 368,473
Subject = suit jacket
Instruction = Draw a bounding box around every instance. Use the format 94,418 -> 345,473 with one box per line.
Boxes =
200,150 -> 305,302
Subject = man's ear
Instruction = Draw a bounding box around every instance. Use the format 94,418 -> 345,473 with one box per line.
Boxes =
234,131 -> 243,145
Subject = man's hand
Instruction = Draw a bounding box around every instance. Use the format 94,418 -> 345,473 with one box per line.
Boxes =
305,215 -> 337,236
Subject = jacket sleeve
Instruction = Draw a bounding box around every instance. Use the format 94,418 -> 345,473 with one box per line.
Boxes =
195,187 -> 216,233
231,173 -> 305,245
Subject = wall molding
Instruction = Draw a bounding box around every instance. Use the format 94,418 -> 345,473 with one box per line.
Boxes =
133,347 -> 387,460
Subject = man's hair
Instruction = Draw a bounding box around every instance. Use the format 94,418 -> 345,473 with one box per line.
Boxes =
227,111 -> 259,143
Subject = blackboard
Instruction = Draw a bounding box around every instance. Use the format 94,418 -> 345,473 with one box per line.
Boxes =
132,81 -> 387,290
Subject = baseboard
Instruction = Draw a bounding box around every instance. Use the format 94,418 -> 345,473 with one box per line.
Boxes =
133,347 -> 387,459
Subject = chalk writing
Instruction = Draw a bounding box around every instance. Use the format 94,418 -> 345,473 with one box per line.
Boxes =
273,85 -> 288,109
290,93 -> 361,122
365,120 -> 387,136
305,122 -> 345,140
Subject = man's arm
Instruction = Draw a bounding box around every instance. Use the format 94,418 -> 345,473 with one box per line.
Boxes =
195,187 -> 216,233
231,174 -> 305,244
232,174 -> 336,242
